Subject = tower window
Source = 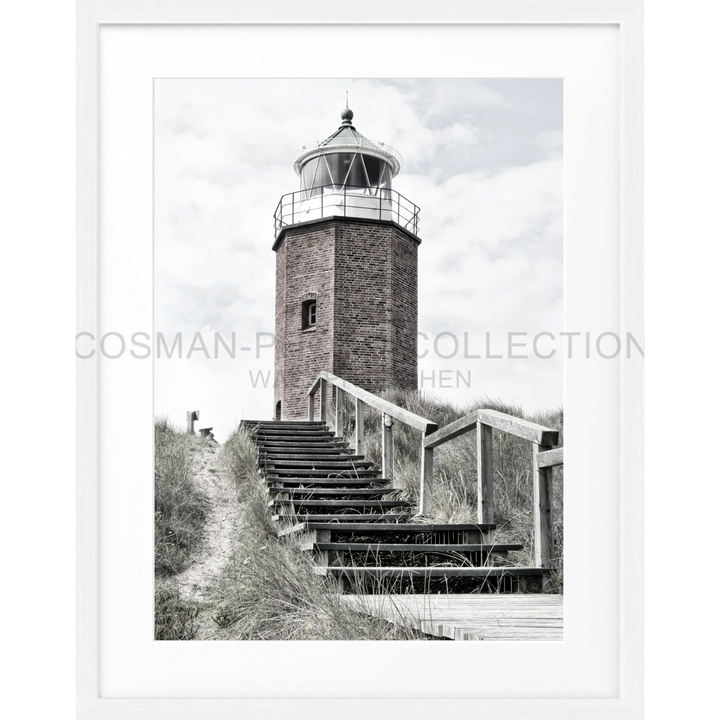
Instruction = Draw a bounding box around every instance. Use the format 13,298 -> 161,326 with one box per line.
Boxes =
302,299 -> 317,329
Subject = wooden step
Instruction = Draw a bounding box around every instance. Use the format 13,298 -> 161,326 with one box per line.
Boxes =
278,522 -> 496,539
242,420 -> 327,426
252,429 -> 332,435
260,450 -> 345,457
259,447 -> 349,456
316,566 -> 547,579
267,487 -> 397,498
307,542 -> 523,554
261,454 -> 365,461
272,513 -> 412,524
254,434 -> 336,442
257,438 -> 345,445
257,441 -> 347,449
270,499 -> 413,510
268,468 -> 381,477
266,477 -> 391,488
251,425 -> 333,432
316,566 -> 548,593
264,460 -> 375,469
254,429 -> 335,435
303,542 -> 520,568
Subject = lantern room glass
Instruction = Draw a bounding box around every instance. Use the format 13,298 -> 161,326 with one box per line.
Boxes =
301,153 -> 392,198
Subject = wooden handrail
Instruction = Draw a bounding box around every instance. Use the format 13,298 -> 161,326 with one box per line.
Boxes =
421,407 -> 563,578
307,371 -> 438,485
423,409 -> 559,449
536,447 -> 564,468
308,372 -> 438,435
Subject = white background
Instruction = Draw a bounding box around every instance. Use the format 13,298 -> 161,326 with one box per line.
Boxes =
100,22 -> 617,699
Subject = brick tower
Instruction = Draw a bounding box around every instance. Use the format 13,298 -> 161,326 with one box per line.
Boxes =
272,107 -> 421,420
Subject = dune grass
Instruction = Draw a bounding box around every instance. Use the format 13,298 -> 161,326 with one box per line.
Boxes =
154,417 -> 212,639
155,585 -> 201,641
206,427 -> 423,640
154,417 -> 210,578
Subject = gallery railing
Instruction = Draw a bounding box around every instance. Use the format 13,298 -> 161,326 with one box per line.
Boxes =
274,184 -> 420,239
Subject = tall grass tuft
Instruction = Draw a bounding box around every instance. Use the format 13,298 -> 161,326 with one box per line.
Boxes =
206,427 -> 424,640
154,416 -> 209,577
155,584 -> 200,640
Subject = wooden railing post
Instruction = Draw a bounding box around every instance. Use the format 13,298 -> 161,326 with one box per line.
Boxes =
477,422 -> 494,539
533,443 -> 554,569
308,392 -> 315,422
335,387 -> 344,439
355,398 -> 365,455
419,440 -> 434,515
319,378 -> 327,423
382,413 -> 394,483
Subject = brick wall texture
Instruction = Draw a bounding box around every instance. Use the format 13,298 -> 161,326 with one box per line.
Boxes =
273,218 -> 419,419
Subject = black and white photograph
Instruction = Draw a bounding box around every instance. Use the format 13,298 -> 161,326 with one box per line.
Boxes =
153,78 -> 568,641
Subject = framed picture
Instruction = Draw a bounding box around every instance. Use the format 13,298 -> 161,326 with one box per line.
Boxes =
73,0 -> 647,720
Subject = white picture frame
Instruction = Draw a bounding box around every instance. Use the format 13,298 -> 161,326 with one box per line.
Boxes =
77,1 -> 643,718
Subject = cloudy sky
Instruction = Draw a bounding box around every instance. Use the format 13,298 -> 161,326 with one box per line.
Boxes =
154,79 -> 563,441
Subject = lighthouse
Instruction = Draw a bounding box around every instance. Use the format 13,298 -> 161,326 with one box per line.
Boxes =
272,107 -> 422,420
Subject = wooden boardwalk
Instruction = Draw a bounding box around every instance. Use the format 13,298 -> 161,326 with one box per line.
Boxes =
342,593 -> 564,641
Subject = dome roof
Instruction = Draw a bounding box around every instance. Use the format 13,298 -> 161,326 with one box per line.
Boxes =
293,108 -> 403,178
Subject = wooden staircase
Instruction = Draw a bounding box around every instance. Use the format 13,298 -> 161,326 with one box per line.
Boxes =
241,419 -> 550,594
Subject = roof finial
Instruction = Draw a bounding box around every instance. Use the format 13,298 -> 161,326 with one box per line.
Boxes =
340,99 -> 354,127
